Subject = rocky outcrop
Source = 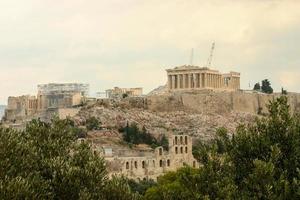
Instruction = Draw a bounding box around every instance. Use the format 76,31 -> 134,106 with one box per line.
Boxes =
74,91 -> 300,142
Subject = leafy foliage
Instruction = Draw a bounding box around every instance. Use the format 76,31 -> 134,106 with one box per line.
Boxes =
253,82 -> 261,91
120,122 -> 169,149
282,87 -> 288,95
261,79 -> 273,94
145,96 -> 300,199
128,179 -> 157,195
86,116 -> 101,131
0,117 -> 139,200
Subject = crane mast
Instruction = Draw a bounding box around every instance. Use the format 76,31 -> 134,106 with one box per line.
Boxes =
206,42 -> 215,68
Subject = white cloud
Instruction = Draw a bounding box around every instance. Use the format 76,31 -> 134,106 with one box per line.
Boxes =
0,0 -> 300,104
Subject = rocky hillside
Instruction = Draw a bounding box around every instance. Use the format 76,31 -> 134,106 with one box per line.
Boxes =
74,95 -> 258,142
73,91 -> 300,143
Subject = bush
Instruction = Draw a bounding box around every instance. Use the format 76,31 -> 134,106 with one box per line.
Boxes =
120,123 -> 168,149
86,116 -> 101,130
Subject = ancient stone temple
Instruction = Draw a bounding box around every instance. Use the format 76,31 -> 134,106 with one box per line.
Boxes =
166,65 -> 240,91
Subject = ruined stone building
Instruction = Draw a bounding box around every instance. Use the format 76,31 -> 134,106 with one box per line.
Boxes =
102,134 -> 198,180
3,83 -> 89,123
105,87 -> 143,98
4,95 -> 38,122
167,65 -> 240,91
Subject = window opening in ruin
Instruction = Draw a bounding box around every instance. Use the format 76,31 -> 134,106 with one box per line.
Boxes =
185,136 -> 188,144
153,160 -> 155,167
134,161 -> 137,168
142,161 -> 145,168
193,161 -> 196,168
175,147 -> 178,154
159,148 -> 162,156
185,147 -> 188,153
126,162 -> 129,169
180,147 -> 183,153
175,136 -> 178,145
159,160 -> 163,167
180,136 -> 183,144
167,159 -> 170,167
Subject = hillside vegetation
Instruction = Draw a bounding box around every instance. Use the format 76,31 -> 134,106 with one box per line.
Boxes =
1,96 -> 300,199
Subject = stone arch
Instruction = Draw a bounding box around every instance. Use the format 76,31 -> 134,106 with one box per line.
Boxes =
134,161 -> 138,168
159,160 -> 163,167
185,136 -> 188,145
175,136 -> 178,145
185,146 -> 188,153
180,136 -> 183,144
159,148 -> 163,156
167,159 -> 170,167
175,146 -> 178,154
142,161 -> 145,168
126,162 -> 129,169
153,160 -> 155,167
180,146 -> 183,154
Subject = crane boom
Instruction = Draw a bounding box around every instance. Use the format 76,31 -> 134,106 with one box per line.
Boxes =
206,42 -> 215,67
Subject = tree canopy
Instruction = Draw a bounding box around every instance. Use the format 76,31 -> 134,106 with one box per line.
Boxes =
120,122 -> 168,150
0,117 -> 140,200
261,79 -> 273,94
253,82 -> 261,91
144,96 -> 300,199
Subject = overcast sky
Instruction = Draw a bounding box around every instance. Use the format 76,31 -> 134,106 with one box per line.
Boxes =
0,0 -> 300,104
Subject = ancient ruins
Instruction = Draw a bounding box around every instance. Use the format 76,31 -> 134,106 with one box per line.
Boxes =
3,83 -> 89,124
105,87 -> 143,98
99,134 -> 198,180
167,65 -> 240,91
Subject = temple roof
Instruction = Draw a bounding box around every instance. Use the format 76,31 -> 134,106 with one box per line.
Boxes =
167,65 -> 211,71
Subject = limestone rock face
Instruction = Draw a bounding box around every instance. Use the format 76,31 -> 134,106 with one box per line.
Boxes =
75,91 -> 300,142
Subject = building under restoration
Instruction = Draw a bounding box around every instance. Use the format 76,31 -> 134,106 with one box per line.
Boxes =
2,83 -> 89,123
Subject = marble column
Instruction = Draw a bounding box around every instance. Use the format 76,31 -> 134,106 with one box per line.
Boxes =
168,75 -> 172,89
172,75 -> 176,90
206,74 -> 209,87
177,74 -> 180,89
215,75 -> 217,88
199,73 -> 201,88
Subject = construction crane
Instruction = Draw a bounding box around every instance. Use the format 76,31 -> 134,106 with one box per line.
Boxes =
206,42 -> 215,68
190,48 -> 194,65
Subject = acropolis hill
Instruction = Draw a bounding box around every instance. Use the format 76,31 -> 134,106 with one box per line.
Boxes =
2,66 -> 300,180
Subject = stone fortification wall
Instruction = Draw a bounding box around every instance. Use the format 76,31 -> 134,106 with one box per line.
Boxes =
146,91 -> 300,115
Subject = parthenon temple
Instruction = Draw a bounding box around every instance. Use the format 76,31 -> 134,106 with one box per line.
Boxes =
166,65 -> 240,91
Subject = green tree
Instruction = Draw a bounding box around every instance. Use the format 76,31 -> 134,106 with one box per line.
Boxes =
158,134 -> 169,151
261,79 -> 273,94
0,118 -> 138,200
281,87 -> 288,95
128,179 -> 157,195
121,123 -> 167,149
253,82 -> 261,91
145,96 -> 300,199
86,116 -> 101,130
